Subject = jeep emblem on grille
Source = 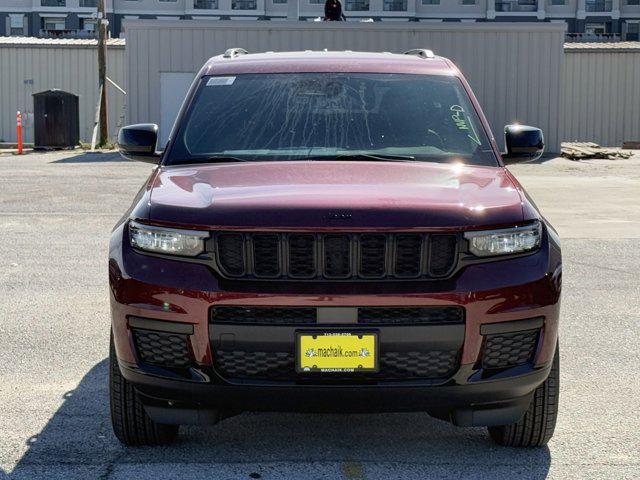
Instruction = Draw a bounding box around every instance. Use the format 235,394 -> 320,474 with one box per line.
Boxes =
327,212 -> 352,220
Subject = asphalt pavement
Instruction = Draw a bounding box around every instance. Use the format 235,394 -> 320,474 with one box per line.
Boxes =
0,151 -> 638,479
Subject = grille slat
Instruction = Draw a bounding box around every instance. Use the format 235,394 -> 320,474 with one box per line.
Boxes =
288,234 -> 316,278
428,234 -> 457,276
359,234 -> 387,278
252,234 -> 280,277
394,234 -> 423,277
217,233 -> 245,276
323,235 -> 352,278
214,232 -> 458,280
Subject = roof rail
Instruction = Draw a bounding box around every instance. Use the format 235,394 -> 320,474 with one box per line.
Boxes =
223,47 -> 249,59
403,48 -> 435,59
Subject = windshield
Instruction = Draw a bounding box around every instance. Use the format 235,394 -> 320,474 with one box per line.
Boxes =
166,72 -> 497,166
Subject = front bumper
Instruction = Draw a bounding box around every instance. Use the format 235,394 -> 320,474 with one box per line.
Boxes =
122,361 -> 551,427
109,221 -> 561,425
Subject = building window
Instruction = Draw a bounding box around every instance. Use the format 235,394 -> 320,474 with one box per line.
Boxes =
43,17 -> 67,32
585,22 -> 607,34
9,15 -> 25,36
626,22 -> 639,40
496,0 -> 537,11
82,18 -> 98,32
550,0 -> 565,5
273,0 -> 288,3
79,0 -> 98,7
41,0 -> 66,6
585,0 -> 613,11
627,0 -> 640,4
461,0 -> 476,4
383,0 -> 407,10
232,0 -> 257,8
346,0 -> 369,10
422,0 -> 440,4
159,0 -> 178,2
194,0 -> 219,8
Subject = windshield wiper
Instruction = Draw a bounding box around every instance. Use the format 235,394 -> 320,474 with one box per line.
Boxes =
204,155 -> 254,163
316,153 -> 415,162
177,153 -> 417,164
178,155 -> 253,164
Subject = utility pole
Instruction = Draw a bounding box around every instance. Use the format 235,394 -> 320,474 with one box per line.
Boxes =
97,0 -> 108,146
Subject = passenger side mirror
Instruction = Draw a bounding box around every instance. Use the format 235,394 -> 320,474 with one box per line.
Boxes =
502,125 -> 544,164
117,124 -> 161,164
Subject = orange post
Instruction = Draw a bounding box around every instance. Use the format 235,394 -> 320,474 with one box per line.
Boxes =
16,111 -> 23,155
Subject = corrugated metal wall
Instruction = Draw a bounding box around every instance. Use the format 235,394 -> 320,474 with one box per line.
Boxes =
563,46 -> 640,147
124,21 -> 566,152
3,31 -> 639,150
0,41 -> 126,144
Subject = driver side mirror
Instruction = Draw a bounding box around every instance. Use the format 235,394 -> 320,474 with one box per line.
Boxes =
117,124 -> 161,164
502,125 -> 544,164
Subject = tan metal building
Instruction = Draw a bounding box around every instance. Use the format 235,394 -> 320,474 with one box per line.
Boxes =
123,20 -> 566,151
3,25 -> 640,150
563,42 -> 640,147
0,36 -> 126,144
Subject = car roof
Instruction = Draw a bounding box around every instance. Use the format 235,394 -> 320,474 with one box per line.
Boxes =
199,50 -> 458,77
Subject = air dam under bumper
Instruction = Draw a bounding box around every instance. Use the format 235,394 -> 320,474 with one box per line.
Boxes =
121,362 -> 551,427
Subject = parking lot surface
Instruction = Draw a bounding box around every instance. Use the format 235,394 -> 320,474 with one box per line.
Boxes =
0,151 -> 638,480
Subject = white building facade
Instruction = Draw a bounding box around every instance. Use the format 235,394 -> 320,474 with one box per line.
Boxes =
0,0 -> 639,40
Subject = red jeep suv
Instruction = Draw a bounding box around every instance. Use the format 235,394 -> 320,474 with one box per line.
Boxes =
110,48 -> 561,448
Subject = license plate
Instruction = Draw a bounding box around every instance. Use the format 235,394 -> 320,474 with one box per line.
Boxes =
297,332 -> 378,373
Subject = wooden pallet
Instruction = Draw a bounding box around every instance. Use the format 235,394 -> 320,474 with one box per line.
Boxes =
561,142 -> 634,160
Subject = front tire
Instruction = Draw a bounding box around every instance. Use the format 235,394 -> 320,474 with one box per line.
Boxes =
109,332 -> 179,446
488,343 -> 560,447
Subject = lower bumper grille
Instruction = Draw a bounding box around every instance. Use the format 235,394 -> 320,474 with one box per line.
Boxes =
213,349 -> 460,381
211,306 -> 464,326
482,330 -> 539,369
210,305 -> 465,383
382,350 -> 459,378
215,350 -> 294,379
358,307 -> 463,325
211,306 -> 317,325
132,329 -> 191,368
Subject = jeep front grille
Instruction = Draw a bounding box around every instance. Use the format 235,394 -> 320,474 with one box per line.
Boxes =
213,232 -> 458,281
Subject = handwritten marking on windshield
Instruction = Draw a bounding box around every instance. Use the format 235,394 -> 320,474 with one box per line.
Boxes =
450,104 -> 481,146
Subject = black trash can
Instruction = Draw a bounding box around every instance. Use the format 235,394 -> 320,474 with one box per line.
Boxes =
33,89 -> 80,149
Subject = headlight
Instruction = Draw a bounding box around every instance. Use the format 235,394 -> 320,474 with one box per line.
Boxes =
129,221 -> 208,257
464,222 -> 541,257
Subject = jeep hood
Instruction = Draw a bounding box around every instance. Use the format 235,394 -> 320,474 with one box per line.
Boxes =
146,161 -> 526,229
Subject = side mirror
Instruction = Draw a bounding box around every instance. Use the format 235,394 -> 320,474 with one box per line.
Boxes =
502,124 -> 544,164
117,124 -> 160,164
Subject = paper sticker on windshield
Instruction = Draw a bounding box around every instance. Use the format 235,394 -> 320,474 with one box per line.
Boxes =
206,76 -> 236,87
